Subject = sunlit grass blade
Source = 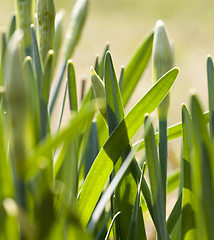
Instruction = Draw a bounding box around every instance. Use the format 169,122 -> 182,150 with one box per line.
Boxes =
77,67 -> 179,228
127,163 -> 147,240
118,66 -> 124,92
191,95 -> 214,239
68,60 -> 78,111
104,212 -> 121,240
144,114 -> 169,240
53,9 -> 64,70
98,43 -> 109,79
87,143 -> 141,234
56,80 -> 68,134
122,31 -> 154,106
22,56 -> 40,144
31,24 -> 44,95
104,51 -> 145,240
181,104 -> 198,239
166,193 -> 182,235
207,56 -> 214,140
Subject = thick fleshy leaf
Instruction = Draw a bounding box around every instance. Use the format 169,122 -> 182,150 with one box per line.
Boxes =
77,67 -> 179,228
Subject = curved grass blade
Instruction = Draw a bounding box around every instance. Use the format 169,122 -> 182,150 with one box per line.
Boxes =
122,31 -> 154,106
119,66 -> 124,92
77,67 -> 179,228
191,95 -> 214,239
104,212 -> 121,240
144,115 -> 169,240
181,104 -> 198,239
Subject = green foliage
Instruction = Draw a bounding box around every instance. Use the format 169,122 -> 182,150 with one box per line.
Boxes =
0,1 -> 214,239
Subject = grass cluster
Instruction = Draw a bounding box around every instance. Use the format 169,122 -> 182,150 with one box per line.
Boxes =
0,0 -> 213,239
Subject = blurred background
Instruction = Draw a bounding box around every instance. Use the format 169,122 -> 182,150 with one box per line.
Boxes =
2,0 -> 214,164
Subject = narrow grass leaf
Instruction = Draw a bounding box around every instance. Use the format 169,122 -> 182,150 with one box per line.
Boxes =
56,80 -> 68,134
119,66 -> 124,92
104,51 -> 145,240
127,163 -> 147,240
166,193 -> 182,235
135,111 -> 209,152
207,56 -> 214,140
8,14 -> 16,40
191,95 -> 214,239
122,31 -> 154,106
104,212 -> 121,240
68,60 -> 78,111
98,43 -> 109,79
144,115 -> 169,240
87,143 -> 141,233
77,67 -> 179,228
31,24 -> 44,95
181,104 -> 198,239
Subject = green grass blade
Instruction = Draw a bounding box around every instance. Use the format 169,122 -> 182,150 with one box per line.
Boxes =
56,80 -> 68,134
53,9 -> 64,70
22,56 -> 41,144
68,60 -> 78,111
8,13 -> 16,41
104,212 -> 121,240
127,163 -> 147,240
122,31 -> 154,106
191,95 -> 214,239
87,143 -> 141,233
144,115 -> 169,240
167,169 -> 180,194
31,24 -> 44,95
42,49 -> 54,105
26,100 -> 98,179
37,0 -> 55,64
104,51 -> 145,240
119,66 -> 124,92
166,193 -> 182,235
134,111 -> 209,152
207,56 -> 214,140
77,67 -> 179,228
181,104 -> 198,239
0,30 -> 7,86
62,0 -> 89,61
16,0 -> 33,55
83,121 -> 99,179
98,43 -> 109,79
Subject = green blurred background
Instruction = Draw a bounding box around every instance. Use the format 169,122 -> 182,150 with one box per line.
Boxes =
2,0 -> 214,163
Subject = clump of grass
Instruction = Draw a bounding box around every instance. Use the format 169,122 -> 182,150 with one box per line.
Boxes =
0,0 -> 214,239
